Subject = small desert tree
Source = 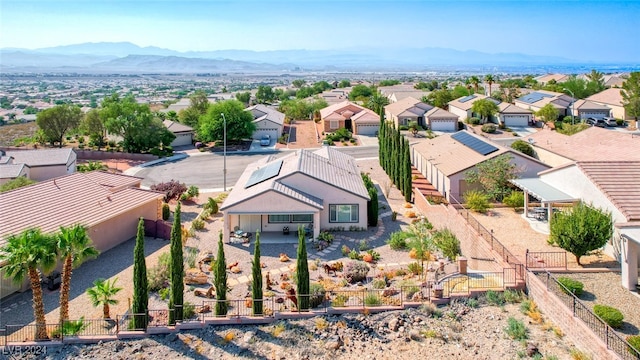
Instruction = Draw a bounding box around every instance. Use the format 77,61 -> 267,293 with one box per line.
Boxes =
252,232 -> 263,315
214,232 -> 228,316
406,219 -> 435,279
465,154 -> 521,201
132,218 -> 148,329
536,103 -> 560,123
296,226 -> 310,311
169,202 -> 184,324
549,202 -> 612,265
432,228 -> 461,261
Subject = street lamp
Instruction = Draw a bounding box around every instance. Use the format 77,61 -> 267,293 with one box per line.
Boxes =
220,112 -> 227,191
564,88 -> 576,125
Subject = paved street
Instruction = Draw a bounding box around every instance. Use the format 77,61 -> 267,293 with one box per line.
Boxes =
134,146 -> 379,190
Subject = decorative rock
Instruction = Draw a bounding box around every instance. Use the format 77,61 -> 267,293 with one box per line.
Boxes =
409,329 -> 422,341
185,269 -> 209,285
243,331 -> 255,343
526,343 -> 540,357
388,318 -> 399,331
325,335 -> 343,350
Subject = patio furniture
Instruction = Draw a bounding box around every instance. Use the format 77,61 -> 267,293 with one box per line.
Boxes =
282,226 -> 290,235
533,207 -> 547,221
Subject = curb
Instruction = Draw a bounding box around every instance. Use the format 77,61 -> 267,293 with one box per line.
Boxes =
124,153 -> 189,176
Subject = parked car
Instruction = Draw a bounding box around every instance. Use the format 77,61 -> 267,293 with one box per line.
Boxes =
603,117 -> 618,127
260,134 -> 271,146
586,118 -> 607,128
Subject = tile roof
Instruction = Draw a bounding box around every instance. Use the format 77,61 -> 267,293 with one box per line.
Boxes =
573,99 -> 611,111
385,97 -> 433,116
448,94 -> 497,111
577,161 -> 640,221
319,101 -> 367,120
499,104 -> 533,114
412,131 -> 511,176
0,164 -> 27,179
527,127 -> 640,163
0,172 -> 162,246
247,104 -> 285,126
425,107 -> 458,119
83,171 -> 144,190
586,88 -> 624,106
351,108 -> 380,124
163,120 -> 193,133
221,147 -> 369,210
6,148 -> 75,167
534,74 -> 569,83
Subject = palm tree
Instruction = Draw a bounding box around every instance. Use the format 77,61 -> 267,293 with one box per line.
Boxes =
484,75 -> 495,96
77,161 -> 108,173
86,278 -> 122,319
367,92 -> 390,115
586,69 -> 604,84
469,76 -> 480,94
56,224 -> 99,324
0,228 -> 57,340
464,79 -> 472,95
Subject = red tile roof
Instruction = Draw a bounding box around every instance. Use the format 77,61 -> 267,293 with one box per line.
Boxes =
0,172 -> 162,246
577,161 -> 640,221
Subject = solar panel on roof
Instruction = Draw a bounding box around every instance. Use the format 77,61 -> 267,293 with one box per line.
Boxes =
459,95 -> 477,103
245,160 -> 283,188
519,92 -> 553,104
451,131 -> 499,156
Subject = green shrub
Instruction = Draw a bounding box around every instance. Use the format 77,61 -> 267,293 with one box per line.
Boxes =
364,293 -> 382,306
594,304 -> 624,328
468,117 -> 481,125
192,219 -> 205,231
162,203 -> 170,221
557,277 -> 584,296
331,293 -> 349,307
183,301 -> 196,319
372,278 -> 387,289
309,282 -> 326,308
344,261 -> 369,283
148,252 -> 171,291
184,247 -> 198,269
616,119 -> 624,126
464,190 -> 491,213
317,231 -> 334,243
348,249 -> 362,260
466,298 -> 479,308
387,231 -> 410,250
504,317 -> 528,340
187,185 -> 199,199
432,228 -> 461,260
407,262 -> 421,275
520,299 -> 533,314
365,249 -> 381,261
503,191 -> 524,210
481,124 -> 497,133
53,317 -> 88,337
511,140 -> 535,157
205,197 -> 218,214
341,244 -> 351,256
399,125 -> 409,131
159,286 -> 170,301
503,290 -> 523,303
485,290 -> 505,306
626,335 -> 640,355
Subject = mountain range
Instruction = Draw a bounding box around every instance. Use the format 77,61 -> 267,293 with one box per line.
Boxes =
0,42 -> 636,74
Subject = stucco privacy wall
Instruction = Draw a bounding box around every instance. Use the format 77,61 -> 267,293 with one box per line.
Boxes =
526,272 -> 619,360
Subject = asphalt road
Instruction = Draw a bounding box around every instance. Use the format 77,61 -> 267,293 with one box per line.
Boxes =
136,146 -> 379,190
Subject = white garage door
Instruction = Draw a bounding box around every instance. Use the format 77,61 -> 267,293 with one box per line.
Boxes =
253,128 -> 279,141
356,124 -> 379,135
171,133 -> 193,147
581,112 -> 608,120
504,115 -> 529,127
429,119 -> 457,132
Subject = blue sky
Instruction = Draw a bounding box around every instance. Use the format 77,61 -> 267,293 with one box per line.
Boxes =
1,0 -> 639,62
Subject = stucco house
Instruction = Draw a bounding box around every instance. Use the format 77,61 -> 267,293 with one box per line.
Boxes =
410,130 -> 549,202
424,107 -> 459,132
512,162 -> 640,291
498,104 -> 534,127
246,104 -> 285,142
525,127 -> 640,168
447,94 -> 500,121
3,148 -> 76,181
586,88 -> 632,121
0,171 -> 163,298
378,84 -> 430,103
513,90 -> 573,118
534,74 -> 569,86
384,97 -> 433,128
319,101 -> 379,135
163,120 -> 194,147
0,155 -> 30,184
220,147 -> 370,242
569,100 -> 611,120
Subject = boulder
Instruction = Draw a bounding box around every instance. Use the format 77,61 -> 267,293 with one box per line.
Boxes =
185,269 -> 209,285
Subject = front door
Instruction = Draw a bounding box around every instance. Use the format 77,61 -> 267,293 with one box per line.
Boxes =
244,215 -> 262,233
345,119 -> 352,131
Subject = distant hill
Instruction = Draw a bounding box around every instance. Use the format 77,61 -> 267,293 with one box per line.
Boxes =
1,41 -> 635,73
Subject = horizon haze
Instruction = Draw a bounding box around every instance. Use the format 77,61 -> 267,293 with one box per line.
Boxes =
1,0 -> 639,64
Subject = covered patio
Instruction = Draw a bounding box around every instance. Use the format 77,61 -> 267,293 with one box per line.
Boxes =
620,227 -> 640,291
223,211 -> 320,244
510,178 -> 577,223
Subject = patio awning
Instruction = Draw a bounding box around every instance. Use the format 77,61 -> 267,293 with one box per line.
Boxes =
510,178 -> 577,203
621,228 -> 640,245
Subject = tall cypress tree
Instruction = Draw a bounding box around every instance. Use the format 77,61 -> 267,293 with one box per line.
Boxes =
296,226 -> 309,311
169,201 -> 184,324
251,232 -> 263,315
378,110 -> 385,168
214,232 -> 228,316
404,138 -> 412,202
132,218 -> 148,329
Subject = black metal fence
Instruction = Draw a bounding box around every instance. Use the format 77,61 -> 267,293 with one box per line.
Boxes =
526,250 -> 567,270
538,270 -> 640,360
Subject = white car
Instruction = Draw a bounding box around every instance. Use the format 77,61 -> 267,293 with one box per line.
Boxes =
259,134 -> 271,146
603,117 -> 618,127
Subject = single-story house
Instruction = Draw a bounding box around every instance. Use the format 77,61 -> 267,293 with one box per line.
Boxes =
498,104 -> 534,127
525,127 -> 640,168
378,84 -> 430,103
424,107 -> 459,132
511,161 -> 640,291
319,89 -> 350,105
4,148 -> 76,181
163,120 -> 194,147
220,147 -> 370,242
586,88 -> 633,121
534,74 -> 569,86
384,97 -> 433,128
513,90 -> 573,118
411,130 -> 550,202
0,171 -> 163,298
319,101 -> 379,135
0,155 -> 30,184
247,104 -> 285,142
569,100 -> 611,120
447,94 -> 500,121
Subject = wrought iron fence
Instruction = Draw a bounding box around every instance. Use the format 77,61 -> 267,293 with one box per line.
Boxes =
539,270 -> 640,360
4,323 -> 60,343
116,313 -> 147,332
526,250 -> 567,270
61,318 -> 117,336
